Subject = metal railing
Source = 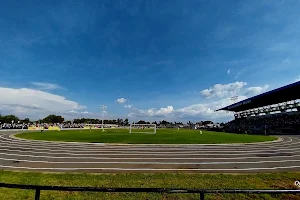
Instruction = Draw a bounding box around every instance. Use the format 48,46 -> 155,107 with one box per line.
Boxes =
0,183 -> 300,200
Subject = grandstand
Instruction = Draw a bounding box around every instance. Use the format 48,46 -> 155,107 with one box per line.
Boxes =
217,81 -> 300,135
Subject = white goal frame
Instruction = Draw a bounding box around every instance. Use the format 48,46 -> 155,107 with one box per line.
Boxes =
129,124 -> 156,134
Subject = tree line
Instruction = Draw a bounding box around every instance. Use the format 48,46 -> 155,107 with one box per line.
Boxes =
72,118 -> 129,126
0,114 -> 64,124
0,114 -> 217,125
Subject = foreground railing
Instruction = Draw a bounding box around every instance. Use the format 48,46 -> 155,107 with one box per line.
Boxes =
0,183 -> 300,200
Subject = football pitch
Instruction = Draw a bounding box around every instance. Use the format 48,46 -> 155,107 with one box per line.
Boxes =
16,128 -> 277,144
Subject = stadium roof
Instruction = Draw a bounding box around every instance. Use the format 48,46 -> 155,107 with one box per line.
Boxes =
216,81 -> 300,112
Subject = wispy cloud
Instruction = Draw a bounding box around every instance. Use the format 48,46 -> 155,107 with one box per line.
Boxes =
68,110 -> 89,114
30,82 -> 63,90
0,87 -> 86,119
127,96 -> 249,122
124,104 -> 133,108
116,98 -> 127,104
227,69 -> 231,74
200,82 -> 247,98
245,85 -> 269,96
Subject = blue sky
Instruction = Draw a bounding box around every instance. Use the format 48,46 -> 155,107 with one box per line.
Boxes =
0,0 -> 299,122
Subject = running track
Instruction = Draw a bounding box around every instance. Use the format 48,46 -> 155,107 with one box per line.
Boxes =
0,131 -> 300,173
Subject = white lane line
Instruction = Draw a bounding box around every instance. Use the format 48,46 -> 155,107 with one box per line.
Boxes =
9,136 -> 284,146
4,132 -> 296,144
0,151 -> 298,157
2,153 -> 300,160
0,136 -> 297,150
0,165 -> 300,171
2,142 -> 298,151
2,135 -> 296,148
0,137 -> 289,146
2,157 -> 300,165
0,146 -> 299,154
6,134 -> 285,146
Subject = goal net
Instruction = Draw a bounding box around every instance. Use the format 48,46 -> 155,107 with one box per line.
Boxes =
129,124 -> 156,134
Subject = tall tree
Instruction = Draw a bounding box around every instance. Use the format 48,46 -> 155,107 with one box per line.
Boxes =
137,120 -> 146,124
43,115 -> 64,123
124,118 -> 129,126
203,121 -> 213,125
1,115 -> 20,123
23,118 -> 30,123
161,120 -> 169,125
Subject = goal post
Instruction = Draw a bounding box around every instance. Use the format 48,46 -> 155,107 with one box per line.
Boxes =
129,124 -> 156,134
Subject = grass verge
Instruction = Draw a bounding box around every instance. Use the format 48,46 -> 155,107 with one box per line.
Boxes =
15,129 -> 277,144
0,170 -> 299,199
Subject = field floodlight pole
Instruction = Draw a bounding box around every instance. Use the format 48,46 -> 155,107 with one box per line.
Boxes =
101,105 -> 107,132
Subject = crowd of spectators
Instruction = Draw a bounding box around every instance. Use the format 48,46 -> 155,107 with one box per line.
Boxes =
0,123 -> 85,130
0,123 -> 29,129
0,122 -> 125,130
61,123 -> 85,128
225,112 -> 300,134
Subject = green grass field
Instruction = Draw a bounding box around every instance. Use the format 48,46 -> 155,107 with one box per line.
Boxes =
0,170 -> 299,200
16,128 -> 277,144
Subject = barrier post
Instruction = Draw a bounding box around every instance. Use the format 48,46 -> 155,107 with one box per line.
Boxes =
200,191 -> 205,200
35,189 -> 40,200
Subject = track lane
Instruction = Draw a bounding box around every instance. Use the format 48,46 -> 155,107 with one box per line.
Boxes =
0,131 -> 299,173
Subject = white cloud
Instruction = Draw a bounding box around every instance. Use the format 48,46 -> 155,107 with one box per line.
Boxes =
128,96 -> 248,122
68,110 -> 78,113
227,69 -> 231,74
124,104 -> 133,108
155,106 -> 174,116
68,110 -> 89,114
0,87 -> 86,119
200,81 -> 247,98
127,81 -> 274,122
127,81 -> 270,122
245,85 -> 269,96
30,82 -> 62,90
126,81 -> 269,122
129,106 -> 174,117
116,98 -> 127,104
62,110 -> 103,120
176,96 -> 247,119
